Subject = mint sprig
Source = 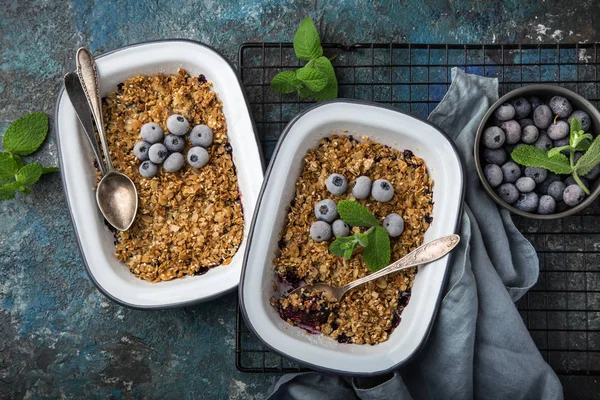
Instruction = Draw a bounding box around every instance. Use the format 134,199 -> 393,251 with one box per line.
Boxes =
270,18 -> 338,101
329,200 -> 391,272
510,117 -> 600,195
1,112 -> 58,201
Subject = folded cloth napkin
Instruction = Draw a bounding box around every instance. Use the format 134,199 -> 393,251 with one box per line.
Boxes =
267,69 -> 564,400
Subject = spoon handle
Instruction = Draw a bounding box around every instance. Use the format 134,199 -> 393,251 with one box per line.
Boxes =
75,47 -> 114,172
63,72 -> 107,176
342,234 -> 460,292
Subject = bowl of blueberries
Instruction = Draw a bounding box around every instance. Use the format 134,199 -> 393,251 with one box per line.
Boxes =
474,84 -> 600,219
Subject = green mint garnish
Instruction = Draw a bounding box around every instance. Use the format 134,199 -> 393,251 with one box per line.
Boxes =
293,17 -> 323,61
295,64 -> 328,92
270,70 -> 302,94
510,145 -> 572,174
330,200 -> 391,272
270,18 -> 338,101
510,118 -> 600,195
337,200 -> 379,227
574,135 -> 600,177
1,112 -> 58,201
362,226 -> 391,272
3,112 -> 48,156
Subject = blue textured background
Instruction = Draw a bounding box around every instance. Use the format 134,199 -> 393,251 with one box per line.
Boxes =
1,1 -> 599,399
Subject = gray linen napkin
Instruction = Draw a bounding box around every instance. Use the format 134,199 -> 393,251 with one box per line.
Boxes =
266,69 -> 564,400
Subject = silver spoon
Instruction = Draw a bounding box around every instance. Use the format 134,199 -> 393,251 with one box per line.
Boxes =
288,234 -> 460,301
63,72 -> 107,176
75,47 -> 138,231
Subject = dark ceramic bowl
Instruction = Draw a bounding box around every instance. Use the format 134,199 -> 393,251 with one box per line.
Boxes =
474,84 -> 600,219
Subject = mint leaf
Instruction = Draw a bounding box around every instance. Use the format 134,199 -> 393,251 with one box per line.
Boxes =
574,135 -> 600,176
511,145 -> 572,174
312,56 -> 338,102
271,71 -> 302,94
293,18 -> 322,61
362,226 -> 391,272
295,65 -> 328,92
337,200 -> 379,227
570,118 -> 582,142
16,163 -> 43,185
548,146 -> 570,158
0,181 -> 22,200
13,154 -> 24,170
3,112 -> 48,156
41,166 -> 59,175
298,87 -> 312,99
0,152 -> 18,181
343,248 -> 353,260
329,239 -> 347,257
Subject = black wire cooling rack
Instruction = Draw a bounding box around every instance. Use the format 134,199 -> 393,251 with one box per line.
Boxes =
235,43 -> 600,375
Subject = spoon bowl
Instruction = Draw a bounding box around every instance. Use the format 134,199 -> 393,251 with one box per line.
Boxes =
96,172 -> 138,231
75,47 -> 138,231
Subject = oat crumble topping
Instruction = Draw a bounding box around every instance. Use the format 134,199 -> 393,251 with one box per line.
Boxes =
272,135 -> 433,344
102,69 -> 244,282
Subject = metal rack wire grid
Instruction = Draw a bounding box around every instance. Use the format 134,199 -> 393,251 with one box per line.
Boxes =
235,43 -> 600,375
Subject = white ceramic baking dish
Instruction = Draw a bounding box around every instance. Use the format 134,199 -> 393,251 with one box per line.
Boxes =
240,100 -> 464,375
55,40 -> 263,309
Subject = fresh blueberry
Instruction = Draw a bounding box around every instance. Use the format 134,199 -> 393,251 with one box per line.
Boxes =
521,125 -> 539,144
524,167 -> 548,184
538,173 -> 561,194
534,133 -> 553,151
310,221 -> 332,242
190,124 -> 214,147
497,183 -> 519,204
515,176 -> 536,193
326,173 -> 348,196
533,105 -> 553,129
483,148 -> 507,165
547,180 -> 566,201
501,161 -> 521,183
187,146 -> 210,169
563,184 -> 586,206
484,164 -> 503,188
148,143 -> 168,164
371,179 -> 394,202
494,103 -> 516,121
514,192 -> 539,213
140,122 -> 164,144
482,126 -> 505,149
511,97 -> 532,119
549,96 -> 573,118
167,114 -> 190,136
314,199 -> 338,223
547,120 -> 570,140
352,176 -> 372,200
565,176 -> 588,189
568,110 -> 591,131
518,118 -> 534,128
133,141 -> 151,161
501,120 -> 522,144
164,135 -> 185,152
139,160 -> 158,179
383,213 -> 404,237
163,152 -> 185,172
529,96 -> 543,111
537,195 -> 556,215
584,164 -> 600,180
332,219 -> 350,237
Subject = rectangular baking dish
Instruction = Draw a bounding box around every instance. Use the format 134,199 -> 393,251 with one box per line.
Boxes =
55,40 -> 263,309
240,99 -> 463,375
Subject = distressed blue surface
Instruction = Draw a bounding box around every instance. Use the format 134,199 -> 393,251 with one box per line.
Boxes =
0,0 -> 598,399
